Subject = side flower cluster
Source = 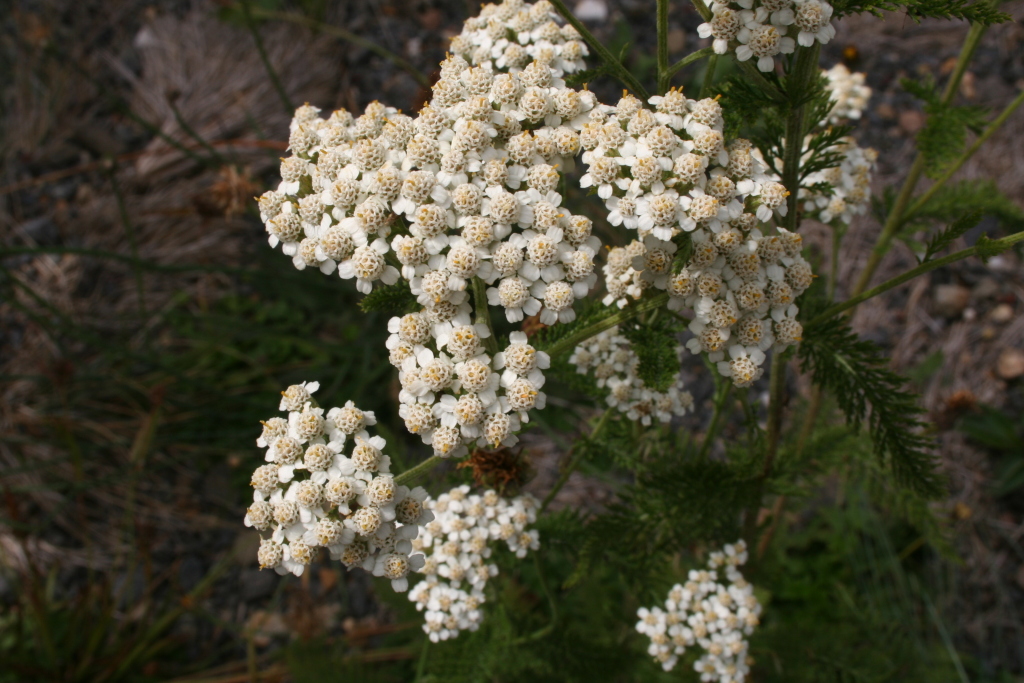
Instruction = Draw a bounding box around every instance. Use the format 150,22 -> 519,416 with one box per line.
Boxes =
569,326 -> 694,423
697,0 -> 835,72
800,64 -> 877,226
244,383 -> 432,592
636,541 -> 761,680
408,486 -> 540,642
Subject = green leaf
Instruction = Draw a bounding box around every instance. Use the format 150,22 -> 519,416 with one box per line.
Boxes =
902,77 -> 988,179
904,179 -> 1024,234
832,0 -> 1010,23
799,318 -> 944,498
921,210 -> 981,262
620,318 -> 682,393
357,280 -> 417,315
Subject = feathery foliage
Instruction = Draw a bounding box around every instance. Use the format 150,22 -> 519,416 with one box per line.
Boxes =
620,317 -> 683,393
357,279 -> 417,315
907,179 -> 1024,229
798,318 -> 943,498
921,210 -> 981,262
831,0 -> 1010,22
902,77 -> 988,179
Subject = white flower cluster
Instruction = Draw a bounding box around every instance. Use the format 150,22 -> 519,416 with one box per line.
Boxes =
636,541 -> 761,679
800,65 -> 877,226
393,325 -> 550,458
602,225 -> 810,388
801,141 -> 877,225
574,87 -> 808,387
244,382 -> 433,592
408,485 -> 540,642
257,0 -> 602,325
823,63 -> 871,123
697,0 -> 836,72
569,326 -> 694,424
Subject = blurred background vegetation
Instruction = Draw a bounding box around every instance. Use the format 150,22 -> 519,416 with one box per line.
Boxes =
2,0 -> 1023,681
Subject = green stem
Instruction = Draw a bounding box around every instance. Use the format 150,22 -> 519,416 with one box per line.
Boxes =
743,348 -> 789,547
810,229 -> 1024,328
657,0 -> 669,94
781,43 -> 821,231
540,408 -> 613,512
690,0 -> 712,20
850,20 -> 988,298
472,277 -> 499,356
794,385 -> 822,459
511,552 -> 558,646
414,640 -> 429,681
251,9 -> 430,88
395,455 -> 443,486
548,0 -> 650,99
240,0 -> 295,115
665,47 -> 716,83
697,378 -> 732,459
169,102 -> 225,165
543,293 -> 669,358
699,54 -> 719,100
904,87 -> 1024,222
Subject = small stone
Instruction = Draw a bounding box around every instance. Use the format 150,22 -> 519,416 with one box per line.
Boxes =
972,276 -> 999,299
574,0 -> 608,21
996,348 -> 1024,380
990,303 -> 1014,324
899,110 -> 925,135
667,28 -> 686,54
876,102 -> 896,120
934,284 -> 970,318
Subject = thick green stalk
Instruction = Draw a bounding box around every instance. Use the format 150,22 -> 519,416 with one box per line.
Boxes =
541,408 -> 614,512
665,47 -> 715,84
657,0 -> 670,94
851,20 -> 988,298
810,229 -> 1024,328
743,350 -> 789,546
548,0 -> 650,98
699,54 -> 719,99
544,293 -> 669,358
904,87 -> 1024,221
697,379 -> 732,459
395,455 -> 443,486
781,43 -> 821,231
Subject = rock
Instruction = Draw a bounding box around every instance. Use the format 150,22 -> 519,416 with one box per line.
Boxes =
972,276 -> 1000,299
996,348 -> 1024,380
990,303 -> 1014,324
899,110 -> 925,135
668,28 -> 686,54
934,284 -> 970,318
574,0 -> 608,21
876,102 -> 896,119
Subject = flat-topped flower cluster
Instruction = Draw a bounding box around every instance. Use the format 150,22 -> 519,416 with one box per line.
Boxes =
636,541 -> 761,679
697,0 -> 836,72
570,326 -> 694,423
408,485 -> 540,641
245,383 -> 432,591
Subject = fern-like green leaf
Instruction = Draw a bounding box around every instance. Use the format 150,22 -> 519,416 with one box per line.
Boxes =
357,280 -> 417,315
798,319 -> 944,498
620,318 -> 682,393
921,210 -> 981,262
902,77 -> 988,179
832,0 -> 1009,22
907,179 -> 1024,230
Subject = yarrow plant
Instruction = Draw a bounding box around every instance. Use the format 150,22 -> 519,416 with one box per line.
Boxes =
239,0 -> 1024,676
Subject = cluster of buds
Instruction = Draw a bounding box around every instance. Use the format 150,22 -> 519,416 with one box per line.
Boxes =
245,383 -> 432,591
697,0 -> 836,72
408,486 -> 540,641
636,541 -> 761,679
569,326 -> 694,423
